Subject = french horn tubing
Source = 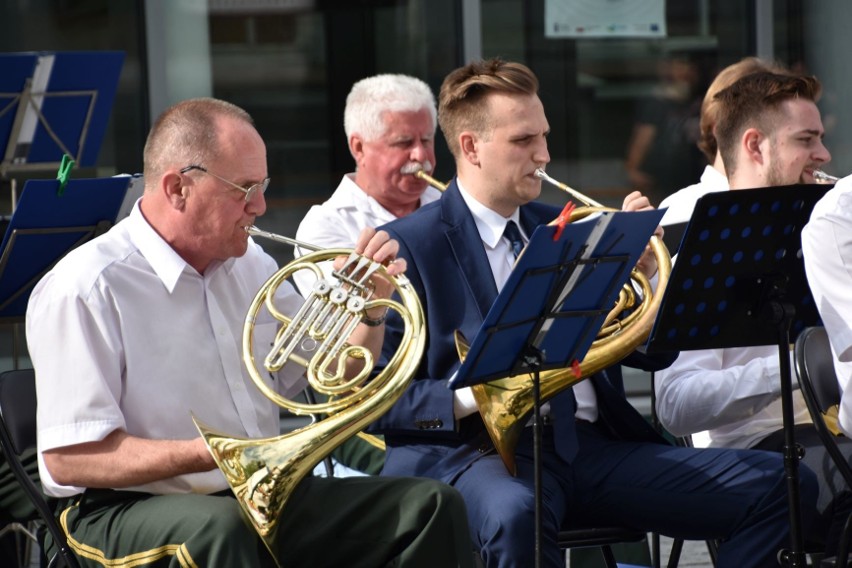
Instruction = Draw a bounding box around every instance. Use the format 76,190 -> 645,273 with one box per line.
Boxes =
192,227 -> 425,566
415,167 -> 671,474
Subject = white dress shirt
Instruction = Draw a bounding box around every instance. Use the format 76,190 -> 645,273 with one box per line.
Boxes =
802,174 -> 852,435
655,345 -> 808,448
455,182 -> 598,422
293,173 -> 441,296
659,165 -> 728,227
27,202 -> 307,497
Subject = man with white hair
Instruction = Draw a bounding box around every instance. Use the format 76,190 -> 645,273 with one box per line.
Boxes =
294,73 -> 441,294
294,74 -> 441,475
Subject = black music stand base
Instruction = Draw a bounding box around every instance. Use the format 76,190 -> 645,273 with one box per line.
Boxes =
523,346 -> 545,568
768,299 -> 807,567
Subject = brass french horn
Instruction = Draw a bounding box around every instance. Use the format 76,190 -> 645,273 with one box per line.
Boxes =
193,227 -> 425,566
416,168 -> 671,474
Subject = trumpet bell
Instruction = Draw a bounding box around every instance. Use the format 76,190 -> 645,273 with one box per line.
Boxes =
194,245 -> 425,565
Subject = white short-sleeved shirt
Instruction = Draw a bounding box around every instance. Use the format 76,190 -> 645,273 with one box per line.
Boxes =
293,173 -> 441,296
659,165 -> 728,227
802,174 -> 852,435
27,202 -> 307,497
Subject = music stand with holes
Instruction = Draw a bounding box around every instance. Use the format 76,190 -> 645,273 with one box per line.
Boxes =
450,208 -> 664,568
647,184 -> 830,567
0,176 -> 132,327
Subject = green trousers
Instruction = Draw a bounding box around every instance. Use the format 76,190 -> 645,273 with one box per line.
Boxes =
50,475 -> 474,568
332,434 -> 385,475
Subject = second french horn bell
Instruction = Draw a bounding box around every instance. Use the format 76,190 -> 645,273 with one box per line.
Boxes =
416,167 -> 672,475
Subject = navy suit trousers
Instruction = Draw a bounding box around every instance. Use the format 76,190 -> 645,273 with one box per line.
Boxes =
450,420 -> 817,568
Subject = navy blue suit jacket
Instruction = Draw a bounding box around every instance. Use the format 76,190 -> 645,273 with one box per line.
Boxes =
371,180 -> 674,483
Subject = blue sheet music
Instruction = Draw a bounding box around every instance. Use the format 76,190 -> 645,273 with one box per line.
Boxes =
0,176 -> 130,319
450,209 -> 664,389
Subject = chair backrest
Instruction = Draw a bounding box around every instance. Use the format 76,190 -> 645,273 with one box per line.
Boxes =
795,326 -> 841,413
0,369 -> 80,568
0,368 -> 38,455
794,326 -> 852,492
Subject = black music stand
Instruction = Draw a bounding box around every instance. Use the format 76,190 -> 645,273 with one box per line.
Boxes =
647,184 -> 830,567
0,175 -> 134,325
451,208 -> 664,568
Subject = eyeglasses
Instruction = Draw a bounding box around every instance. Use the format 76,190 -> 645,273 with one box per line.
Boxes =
179,165 -> 270,203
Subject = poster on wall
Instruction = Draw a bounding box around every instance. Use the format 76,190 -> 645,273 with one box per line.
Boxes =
545,0 -> 667,38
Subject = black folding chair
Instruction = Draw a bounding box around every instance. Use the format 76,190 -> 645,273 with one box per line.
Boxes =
794,326 -> 852,567
557,525 -> 649,567
0,369 -> 79,568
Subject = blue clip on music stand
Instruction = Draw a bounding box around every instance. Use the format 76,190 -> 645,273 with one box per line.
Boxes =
0,175 -> 134,323
0,50 -> 124,178
646,184 -> 830,566
449,207 -> 663,568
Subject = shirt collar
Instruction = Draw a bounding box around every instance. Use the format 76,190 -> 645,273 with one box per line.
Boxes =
456,179 -> 524,249
127,200 -> 232,292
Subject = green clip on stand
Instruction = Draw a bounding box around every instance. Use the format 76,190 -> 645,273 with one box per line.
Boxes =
55,154 -> 75,196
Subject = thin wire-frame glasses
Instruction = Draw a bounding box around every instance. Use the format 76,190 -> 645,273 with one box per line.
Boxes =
179,165 -> 270,202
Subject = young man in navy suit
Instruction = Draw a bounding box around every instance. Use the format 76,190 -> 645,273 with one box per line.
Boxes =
370,58 -> 818,568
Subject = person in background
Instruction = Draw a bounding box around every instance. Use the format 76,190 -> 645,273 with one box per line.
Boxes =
294,73 -> 441,476
26,97 -> 474,568
655,70 -> 846,556
625,54 -> 706,207
371,58 -> 815,568
659,57 -> 789,232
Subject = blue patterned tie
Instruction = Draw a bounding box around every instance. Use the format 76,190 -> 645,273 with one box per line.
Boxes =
503,221 -> 524,259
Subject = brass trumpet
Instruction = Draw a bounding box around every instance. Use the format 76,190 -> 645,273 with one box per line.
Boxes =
415,168 -> 671,474
814,169 -> 840,184
414,168 -> 448,191
193,227 -> 425,566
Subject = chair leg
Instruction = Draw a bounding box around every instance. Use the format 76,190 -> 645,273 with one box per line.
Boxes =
666,538 -> 684,568
705,539 -> 719,566
834,513 -> 852,568
600,545 -> 619,568
651,532 -> 661,568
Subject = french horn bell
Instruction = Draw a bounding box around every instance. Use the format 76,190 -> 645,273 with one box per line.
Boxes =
193,227 -> 425,565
